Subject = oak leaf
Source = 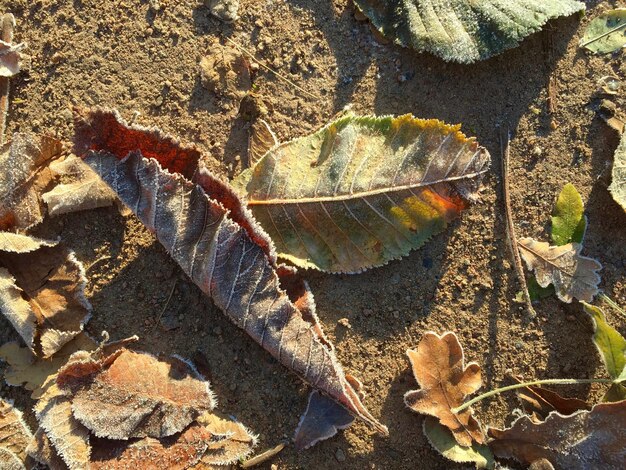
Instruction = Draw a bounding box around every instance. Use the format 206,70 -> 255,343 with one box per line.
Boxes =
518,238 -> 601,303
353,1 -> 585,63
0,232 -> 92,357
57,348 -> 216,439
74,108 -> 387,440
404,331 -> 484,447
488,401 -> 626,469
237,114 -> 490,273
0,134 -> 62,231
42,155 -> 117,216
0,398 -> 33,463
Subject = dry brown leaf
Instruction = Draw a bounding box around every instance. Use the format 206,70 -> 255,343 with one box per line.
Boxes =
42,155 -> 117,216
247,119 -> 278,167
0,398 -> 33,462
488,401 -> 626,468
0,447 -> 26,470
57,348 -> 216,440
0,334 -> 97,399
518,238 -> 602,303
404,331 -> 484,447
513,377 -> 590,422
194,412 -> 257,465
0,134 -> 62,231
25,427 -> 68,470
0,39 -> 25,78
75,107 -> 387,439
0,232 -> 91,357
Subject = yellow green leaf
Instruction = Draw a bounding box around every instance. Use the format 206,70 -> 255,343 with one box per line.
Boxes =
580,9 -> 626,54
551,183 -> 586,245
609,131 -> 626,212
239,115 -> 490,273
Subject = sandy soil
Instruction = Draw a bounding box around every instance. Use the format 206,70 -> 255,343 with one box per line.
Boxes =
1,0 -> 625,468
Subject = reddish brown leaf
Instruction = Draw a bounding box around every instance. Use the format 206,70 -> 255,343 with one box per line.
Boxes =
0,134 -> 62,231
74,108 -> 387,439
404,331 -> 484,447
513,376 -> 590,422
0,232 -> 91,357
488,401 -> 626,468
57,349 -> 215,440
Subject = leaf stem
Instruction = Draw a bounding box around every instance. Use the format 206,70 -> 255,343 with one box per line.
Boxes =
451,377 -> 615,414
599,293 -> 626,320
0,13 -> 15,145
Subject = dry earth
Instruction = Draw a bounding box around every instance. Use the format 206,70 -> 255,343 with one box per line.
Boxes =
0,0 -> 625,469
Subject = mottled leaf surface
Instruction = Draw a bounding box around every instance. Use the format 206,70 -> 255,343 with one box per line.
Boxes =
580,8 -> 626,54
488,401 -> 626,469
609,130 -> 626,212
76,108 -> 387,438
404,332 -> 484,447
0,233 -> 91,357
239,114 -> 489,273
57,349 -> 216,439
0,398 -> 33,462
423,417 -> 494,469
353,0 -> 585,63
583,302 -> 626,402
42,155 -> 117,216
518,238 -> 601,303
0,134 -> 62,231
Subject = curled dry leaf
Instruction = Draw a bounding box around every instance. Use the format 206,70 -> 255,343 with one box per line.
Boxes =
237,114 -> 490,273
194,412 -> 257,465
404,331 -> 484,447
518,238 -> 601,303
0,333 -> 97,399
583,302 -> 626,402
0,232 -> 91,357
609,131 -> 626,212
248,119 -> 278,167
353,0 -> 585,63
74,108 -> 387,440
488,401 -> 626,469
422,417 -> 494,469
0,39 -> 25,77
57,348 -> 216,439
0,398 -> 33,462
42,155 -> 117,216
0,134 -> 62,231
513,377 -> 590,422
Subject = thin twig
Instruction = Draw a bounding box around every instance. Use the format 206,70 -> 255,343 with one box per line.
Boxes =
599,293 -> 626,320
223,36 -> 318,100
153,279 -> 177,331
501,129 -> 537,319
0,13 -> 15,145
241,442 -> 286,468
452,376 -> 617,414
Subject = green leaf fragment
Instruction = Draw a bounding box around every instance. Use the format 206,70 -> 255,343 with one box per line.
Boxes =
527,276 -> 555,301
609,131 -> 626,212
580,9 -> 626,54
423,417 -> 494,469
551,183 -> 586,245
582,302 -> 626,402
354,0 -> 586,63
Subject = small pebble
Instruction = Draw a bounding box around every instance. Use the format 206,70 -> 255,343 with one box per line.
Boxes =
338,318 -> 352,329
335,448 -> 346,462
213,326 -> 222,335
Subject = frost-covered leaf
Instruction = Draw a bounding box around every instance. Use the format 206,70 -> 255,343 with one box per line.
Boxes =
194,412 -> 257,465
513,378 -> 590,422
609,131 -> 626,212
0,134 -> 62,231
404,331 -> 484,447
293,390 -> 355,450
0,398 -> 33,462
518,238 -> 601,303
248,119 -> 278,167
353,0 -> 585,63
42,155 -> 117,216
580,9 -> 626,54
582,302 -> 626,402
423,417 -> 494,469
25,428 -> 67,470
0,447 -> 26,470
0,232 -> 91,357
75,108 -> 387,440
238,114 -> 489,273
0,334 -> 97,399
488,401 -> 626,469
57,348 -> 216,439
551,183 -> 586,245
0,40 -> 25,78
